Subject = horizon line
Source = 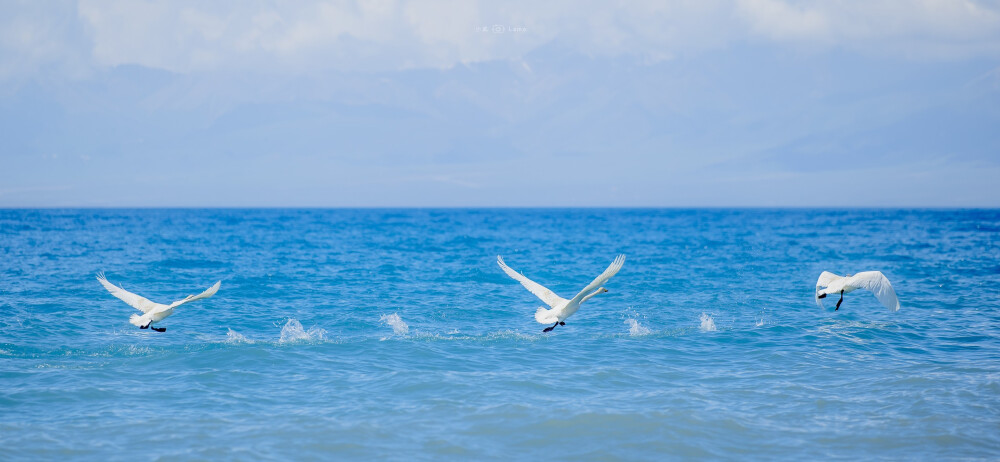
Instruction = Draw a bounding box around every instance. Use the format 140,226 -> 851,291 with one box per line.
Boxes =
2,205 -> 998,211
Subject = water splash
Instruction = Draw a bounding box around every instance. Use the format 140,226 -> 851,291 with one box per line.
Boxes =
700,313 -> 717,332
755,308 -> 767,327
624,319 -> 651,336
226,328 -> 252,344
279,319 -> 326,343
379,313 -> 409,336
620,307 -> 651,336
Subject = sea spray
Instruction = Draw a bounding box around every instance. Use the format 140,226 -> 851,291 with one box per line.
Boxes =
279,319 -> 326,343
379,313 -> 409,335
226,328 -> 252,343
624,319 -> 651,336
700,313 -> 717,332
620,307 -> 651,336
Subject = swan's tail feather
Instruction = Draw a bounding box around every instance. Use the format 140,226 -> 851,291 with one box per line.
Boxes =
535,307 -> 558,324
129,313 -> 147,327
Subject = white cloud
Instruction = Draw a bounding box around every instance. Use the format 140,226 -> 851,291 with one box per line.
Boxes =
0,1 -> 91,79
737,0 -> 1000,57
737,0 -> 831,42
1,0 -> 999,78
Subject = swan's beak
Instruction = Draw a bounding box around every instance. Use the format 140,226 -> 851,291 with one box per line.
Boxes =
602,288 -> 609,293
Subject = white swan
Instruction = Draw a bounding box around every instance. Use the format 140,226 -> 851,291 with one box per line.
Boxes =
97,273 -> 221,332
815,271 -> 900,312
497,254 -> 625,332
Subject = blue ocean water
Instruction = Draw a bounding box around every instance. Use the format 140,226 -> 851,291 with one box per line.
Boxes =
1,208 -> 999,460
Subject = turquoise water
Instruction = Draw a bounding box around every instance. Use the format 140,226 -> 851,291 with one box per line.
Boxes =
2,209 -> 999,460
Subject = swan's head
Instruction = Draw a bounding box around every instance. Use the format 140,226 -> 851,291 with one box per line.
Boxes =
581,287 -> 609,303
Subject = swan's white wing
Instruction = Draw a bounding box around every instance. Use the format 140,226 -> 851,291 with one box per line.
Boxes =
168,281 -> 221,308
815,271 -> 842,307
569,254 -> 626,304
816,271 -> 841,289
97,273 -> 160,313
497,256 -> 565,308
847,271 -> 900,312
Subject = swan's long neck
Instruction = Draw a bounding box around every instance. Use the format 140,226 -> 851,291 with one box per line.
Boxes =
580,288 -> 605,304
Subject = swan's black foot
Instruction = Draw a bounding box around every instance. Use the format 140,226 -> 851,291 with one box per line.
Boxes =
559,322 -> 565,326
151,326 -> 166,332
817,293 -> 827,299
140,324 -> 149,329
543,322 -> 559,333
835,290 -> 844,310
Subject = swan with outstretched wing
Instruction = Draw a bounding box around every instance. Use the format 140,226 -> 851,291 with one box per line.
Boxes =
97,273 -> 221,332
815,271 -> 900,312
498,255 -> 625,332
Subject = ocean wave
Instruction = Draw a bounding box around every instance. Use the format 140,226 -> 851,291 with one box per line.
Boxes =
815,319 -> 894,344
395,328 -> 542,343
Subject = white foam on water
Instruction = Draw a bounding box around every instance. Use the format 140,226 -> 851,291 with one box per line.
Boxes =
226,328 -> 253,344
700,313 -> 717,332
624,319 -> 651,336
278,319 -> 326,343
483,329 -> 539,341
379,313 -> 409,336
58,344 -> 156,359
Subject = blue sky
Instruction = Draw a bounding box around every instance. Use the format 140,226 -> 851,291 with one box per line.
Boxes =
2,0 -> 999,207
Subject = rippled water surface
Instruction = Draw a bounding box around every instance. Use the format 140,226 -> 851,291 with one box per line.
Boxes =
2,209 -> 999,460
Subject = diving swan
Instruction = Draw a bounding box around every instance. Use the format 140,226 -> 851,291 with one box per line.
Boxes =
497,254 -> 626,332
815,271 -> 900,312
97,273 -> 221,332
